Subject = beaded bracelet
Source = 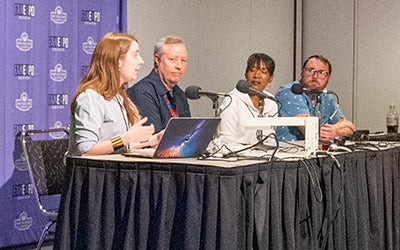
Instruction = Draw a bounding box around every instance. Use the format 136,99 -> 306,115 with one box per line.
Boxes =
111,136 -> 124,151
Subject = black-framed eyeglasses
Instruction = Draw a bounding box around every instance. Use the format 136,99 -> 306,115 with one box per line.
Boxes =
303,67 -> 329,79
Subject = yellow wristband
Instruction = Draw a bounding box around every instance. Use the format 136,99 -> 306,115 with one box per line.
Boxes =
111,136 -> 124,151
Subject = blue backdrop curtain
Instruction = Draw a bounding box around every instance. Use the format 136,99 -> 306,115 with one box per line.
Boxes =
0,0 -> 127,247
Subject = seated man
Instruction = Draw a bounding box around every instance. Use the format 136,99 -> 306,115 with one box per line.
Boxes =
276,55 -> 355,142
128,36 -> 191,133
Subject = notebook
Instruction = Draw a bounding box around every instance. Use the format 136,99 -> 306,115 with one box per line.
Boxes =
123,117 -> 221,158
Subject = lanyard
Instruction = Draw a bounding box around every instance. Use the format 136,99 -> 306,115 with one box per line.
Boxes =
164,93 -> 178,117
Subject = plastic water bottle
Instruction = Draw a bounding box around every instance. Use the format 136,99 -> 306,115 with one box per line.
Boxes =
386,103 -> 399,133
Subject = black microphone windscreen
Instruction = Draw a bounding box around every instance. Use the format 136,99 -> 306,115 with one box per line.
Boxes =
185,85 -> 201,100
291,84 -> 304,95
236,80 -> 250,94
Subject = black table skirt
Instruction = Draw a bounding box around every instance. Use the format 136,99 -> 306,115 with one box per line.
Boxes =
54,148 -> 400,249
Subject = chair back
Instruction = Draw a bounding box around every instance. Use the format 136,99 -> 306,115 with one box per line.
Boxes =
21,128 -> 69,205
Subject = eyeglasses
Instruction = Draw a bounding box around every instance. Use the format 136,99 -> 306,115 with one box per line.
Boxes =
303,67 -> 329,79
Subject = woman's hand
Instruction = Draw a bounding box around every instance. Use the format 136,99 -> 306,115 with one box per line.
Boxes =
127,129 -> 165,150
122,117 -> 154,145
138,129 -> 165,148
148,129 -> 165,148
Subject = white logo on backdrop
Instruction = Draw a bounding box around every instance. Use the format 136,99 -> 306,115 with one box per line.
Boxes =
16,32 -> 33,52
50,6 -> 67,24
15,92 -> 33,112
49,121 -> 68,139
48,94 -> 68,110
82,36 -> 96,54
14,212 -> 32,231
81,10 -> 101,25
14,153 -> 28,171
50,63 -> 67,82
14,3 -> 35,20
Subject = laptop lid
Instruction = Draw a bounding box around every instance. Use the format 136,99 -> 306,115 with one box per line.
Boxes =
124,117 -> 221,158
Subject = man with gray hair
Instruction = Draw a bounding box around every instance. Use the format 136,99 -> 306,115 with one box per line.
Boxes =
128,36 -> 191,133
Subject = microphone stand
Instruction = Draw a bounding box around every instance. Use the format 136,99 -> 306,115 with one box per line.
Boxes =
208,95 -> 219,117
256,97 -> 264,141
315,94 -> 322,119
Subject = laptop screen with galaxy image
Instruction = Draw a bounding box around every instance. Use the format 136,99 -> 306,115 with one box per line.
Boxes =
123,117 -> 221,158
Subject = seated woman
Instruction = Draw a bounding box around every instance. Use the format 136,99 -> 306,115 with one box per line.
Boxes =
216,53 -> 278,151
68,32 -> 162,156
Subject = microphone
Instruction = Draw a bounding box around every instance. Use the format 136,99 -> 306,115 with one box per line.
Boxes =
291,83 -> 340,116
236,80 -> 277,102
291,83 -> 335,95
185,85 -> 229,100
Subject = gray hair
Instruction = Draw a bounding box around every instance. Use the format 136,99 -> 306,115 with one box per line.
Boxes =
154,36 -> 185,68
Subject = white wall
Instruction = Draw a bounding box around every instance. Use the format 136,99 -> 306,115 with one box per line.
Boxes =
128,0 -> 400,133
127,0 -> 296,117
355,0 -> 400,132
301,0 -> 355,124
302,0 -> 400,133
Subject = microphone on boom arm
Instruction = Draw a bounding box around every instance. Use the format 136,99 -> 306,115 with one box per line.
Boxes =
291,83 -> 340,123
185,85 -> 229,101
236,79 -> 281,118
290,83 -> 335,95
290,83 -> 339,104
185,85 -> 230,117
236,80 -> 277,102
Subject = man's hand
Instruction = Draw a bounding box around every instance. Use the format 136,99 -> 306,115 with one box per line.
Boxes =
320,118 -> 355,141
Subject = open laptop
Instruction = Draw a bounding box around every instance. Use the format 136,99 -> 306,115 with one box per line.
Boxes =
123,117 -> 221,158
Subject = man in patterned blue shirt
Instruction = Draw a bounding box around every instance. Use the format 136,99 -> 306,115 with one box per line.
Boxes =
276,55 -> 355,142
